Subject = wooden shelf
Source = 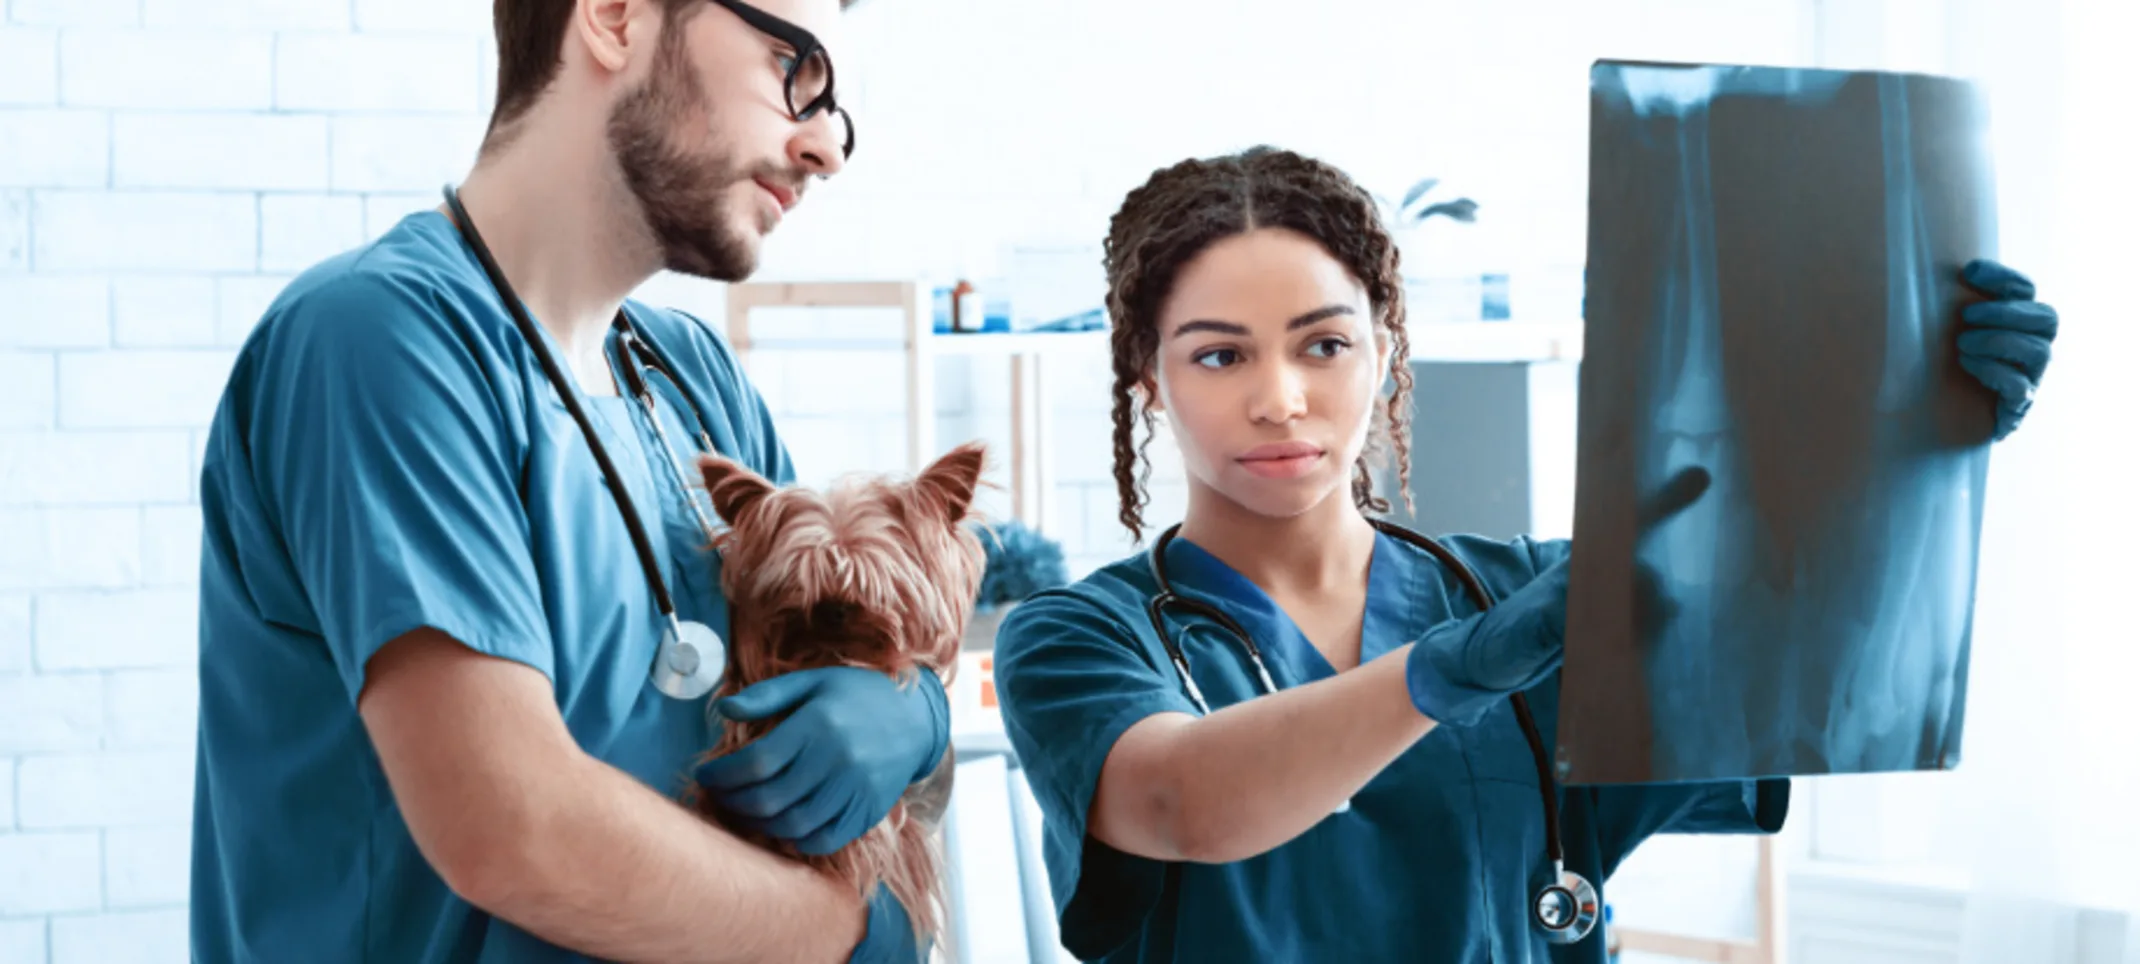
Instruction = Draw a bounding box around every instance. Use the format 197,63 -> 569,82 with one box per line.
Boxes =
722,279 -> 1067,535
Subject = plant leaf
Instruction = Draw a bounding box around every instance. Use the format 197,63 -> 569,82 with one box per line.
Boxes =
1418,198 -> 1480,223
1399,178 -> 1441,213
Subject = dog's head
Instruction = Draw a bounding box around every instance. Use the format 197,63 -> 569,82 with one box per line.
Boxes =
697,442 -> 990,675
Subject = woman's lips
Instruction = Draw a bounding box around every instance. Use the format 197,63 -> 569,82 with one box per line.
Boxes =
1237,441 -> 1325,480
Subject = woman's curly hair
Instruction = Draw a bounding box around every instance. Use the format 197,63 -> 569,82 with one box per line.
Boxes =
1103,145 -> 1415,542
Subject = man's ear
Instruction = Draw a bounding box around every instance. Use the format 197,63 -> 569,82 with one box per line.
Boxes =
570,0 -> 641,74
698,454 -> 776,525
911,441 -> 988,524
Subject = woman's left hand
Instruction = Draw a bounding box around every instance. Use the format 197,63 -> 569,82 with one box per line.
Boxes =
1956,259 -> 2060,441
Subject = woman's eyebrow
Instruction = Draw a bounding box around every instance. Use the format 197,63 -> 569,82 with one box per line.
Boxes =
1168,304 -> 1355,339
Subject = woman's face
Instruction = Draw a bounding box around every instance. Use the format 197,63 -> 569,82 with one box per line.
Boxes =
1147,227 -> 1389,523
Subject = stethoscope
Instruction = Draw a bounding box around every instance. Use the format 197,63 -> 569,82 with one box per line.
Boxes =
1144,519 -> 1601,946
441,184 -> 728,702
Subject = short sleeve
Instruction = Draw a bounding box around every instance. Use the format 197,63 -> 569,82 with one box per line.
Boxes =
991,589 -> 1200,960
245,273 -> 554,701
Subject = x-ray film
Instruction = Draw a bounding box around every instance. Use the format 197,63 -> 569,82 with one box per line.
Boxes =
1554,60 -> 2002,785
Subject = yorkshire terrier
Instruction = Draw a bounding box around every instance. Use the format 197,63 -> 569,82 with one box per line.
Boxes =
685,441 -> 989,950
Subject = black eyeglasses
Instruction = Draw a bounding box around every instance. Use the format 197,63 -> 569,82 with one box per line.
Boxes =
709,0 -> 854,160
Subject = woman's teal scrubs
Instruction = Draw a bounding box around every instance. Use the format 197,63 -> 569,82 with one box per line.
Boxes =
189,210 -> 793,963
993,529 -> 1790,963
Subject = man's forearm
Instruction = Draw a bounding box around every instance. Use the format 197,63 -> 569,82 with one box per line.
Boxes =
474,753 -> 868,964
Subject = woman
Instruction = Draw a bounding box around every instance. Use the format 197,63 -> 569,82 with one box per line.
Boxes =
989,146 -> 2059,961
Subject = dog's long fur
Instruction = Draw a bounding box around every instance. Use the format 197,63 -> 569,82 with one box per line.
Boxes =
684,441 -> 988,949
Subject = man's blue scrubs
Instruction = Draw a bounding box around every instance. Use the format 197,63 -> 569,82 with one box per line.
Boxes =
189,209 -> 793,963
993,529 -> 1790,963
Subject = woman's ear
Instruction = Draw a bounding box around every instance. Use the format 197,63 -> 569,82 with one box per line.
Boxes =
697,454 -> 775,525
1138,373 -> 1165,417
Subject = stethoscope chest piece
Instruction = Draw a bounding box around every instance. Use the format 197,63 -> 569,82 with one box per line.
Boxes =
1532,867 -> 1600,945
651,618 -> 726,700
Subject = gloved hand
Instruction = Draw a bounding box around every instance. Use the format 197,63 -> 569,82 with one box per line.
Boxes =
847,885 -> 925,964
1404,557 -> 1571,728
695,665 -> 950,856
1956,259 -> 2059,441
1405,466 -> 1711,727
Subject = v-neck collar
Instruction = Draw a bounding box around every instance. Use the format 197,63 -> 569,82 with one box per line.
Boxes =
1162,528 -> 1415,685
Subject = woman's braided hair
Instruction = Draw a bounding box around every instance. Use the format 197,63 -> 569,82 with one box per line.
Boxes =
1103,145 -> 1415,543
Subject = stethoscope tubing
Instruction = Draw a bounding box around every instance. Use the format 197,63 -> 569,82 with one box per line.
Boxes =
440,185 -> 688,629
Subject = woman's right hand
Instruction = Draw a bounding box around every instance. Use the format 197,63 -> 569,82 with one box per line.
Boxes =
1404,466 -> 1712,727
1402,559 -> 1570,727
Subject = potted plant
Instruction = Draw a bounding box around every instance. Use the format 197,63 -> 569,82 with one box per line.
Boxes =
964,520 -> 1069,652
1391,177 -> 1479,230
1382,177 -> 1488,324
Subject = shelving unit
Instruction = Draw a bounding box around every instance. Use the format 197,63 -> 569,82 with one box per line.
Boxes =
723,279 -> 1110,536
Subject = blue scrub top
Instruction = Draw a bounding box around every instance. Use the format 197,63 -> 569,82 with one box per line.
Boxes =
189,209 -> 795,963
992,529 -> 1790,963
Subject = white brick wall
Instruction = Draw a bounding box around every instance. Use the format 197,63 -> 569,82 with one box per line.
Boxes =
0,352 -> 54,428
49,908 -> 186,964
32,192 -> 258,273
0,111 -> 107,187
257,194 -> 363,273
0,597 -> 29,673
112,278 -> 218,348
0,921 -> 42,964
59,31 -> 276,111
275,34 -> 486,113
0,278 -> 109,348
0,191 -> 26,270
142,0 -> 349,31
112,113 -> 331,192
0,0 -> 1821,955
0,833 -> 102,915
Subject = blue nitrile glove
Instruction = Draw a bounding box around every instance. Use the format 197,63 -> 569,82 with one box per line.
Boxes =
695,665 -> 950,856
1405,466 -> 1712,727
1956,259 -> 2059,441
848,885 -> 925,964
1404,558 -> 1571,728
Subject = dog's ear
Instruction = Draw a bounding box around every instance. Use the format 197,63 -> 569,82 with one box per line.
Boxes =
910,440 -> 987,525
698,453 -> 776,525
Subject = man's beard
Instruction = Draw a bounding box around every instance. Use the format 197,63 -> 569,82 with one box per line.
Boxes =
605,39 -> 762,282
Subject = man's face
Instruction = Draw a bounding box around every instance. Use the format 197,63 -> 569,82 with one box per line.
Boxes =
606,0 -> 849,282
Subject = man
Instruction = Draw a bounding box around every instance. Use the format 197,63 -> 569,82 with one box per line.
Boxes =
189,1 -> 946,961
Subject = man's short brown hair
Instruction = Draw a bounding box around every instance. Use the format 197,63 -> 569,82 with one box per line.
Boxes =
485,0 -> 859,142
